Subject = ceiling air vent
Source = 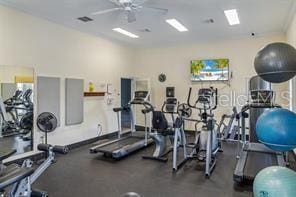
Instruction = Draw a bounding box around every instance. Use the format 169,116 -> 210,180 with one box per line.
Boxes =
77,16 -> 93,22
202,18 -> 214,24
139,28 -> 151,33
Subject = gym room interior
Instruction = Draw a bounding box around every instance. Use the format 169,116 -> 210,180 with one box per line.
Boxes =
0,0 -> 296,197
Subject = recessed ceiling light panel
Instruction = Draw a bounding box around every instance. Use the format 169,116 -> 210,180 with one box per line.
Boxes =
112,28 -> 139,38
224,9 -> 240,25
166,19 -> 188,32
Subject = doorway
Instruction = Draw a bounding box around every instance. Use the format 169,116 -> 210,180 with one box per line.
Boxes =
120,78 -> 132,131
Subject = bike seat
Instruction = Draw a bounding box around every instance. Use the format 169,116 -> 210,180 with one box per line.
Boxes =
164,128 -> 175,136
156,128 -> 175,136
0,164 -> 34,190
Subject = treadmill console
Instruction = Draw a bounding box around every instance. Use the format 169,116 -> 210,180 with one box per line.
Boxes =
133,91 -> 149,101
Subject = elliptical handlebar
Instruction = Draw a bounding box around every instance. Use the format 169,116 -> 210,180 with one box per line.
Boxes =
160,102 -> 167,113
140,101 -> 155,114
212,88 -> 218,110
187,87 -> 218,111
187,87 -> 194,108
142,107 -> 153,114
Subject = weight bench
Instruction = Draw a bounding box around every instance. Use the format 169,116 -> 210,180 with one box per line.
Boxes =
0,150 -> 34,191
0,144 -> 68,197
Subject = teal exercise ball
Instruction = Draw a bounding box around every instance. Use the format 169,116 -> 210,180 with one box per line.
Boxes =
256,108 -> 296,151
254,166 -> 296,197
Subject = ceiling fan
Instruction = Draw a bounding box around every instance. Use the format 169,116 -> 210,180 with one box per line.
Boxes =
91,0 -> 168,23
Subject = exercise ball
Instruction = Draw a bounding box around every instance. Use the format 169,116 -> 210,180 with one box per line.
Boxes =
256,108 -> 296,151
254,42 -> 296,83
253,166 -> 296,197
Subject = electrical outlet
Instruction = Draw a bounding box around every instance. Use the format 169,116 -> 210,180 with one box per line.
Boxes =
97,124 -> 102,136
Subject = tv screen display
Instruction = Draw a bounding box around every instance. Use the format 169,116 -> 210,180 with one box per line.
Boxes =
190,59 -> 229,81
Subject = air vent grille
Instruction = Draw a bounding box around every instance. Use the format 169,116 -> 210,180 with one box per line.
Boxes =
139,28 -> 151,33
77,16 -> 93,22
202,19 -> 215,24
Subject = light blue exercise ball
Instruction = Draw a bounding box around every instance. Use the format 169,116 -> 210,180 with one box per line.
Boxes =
253,166 -> 296,197
256,108 -> 296,151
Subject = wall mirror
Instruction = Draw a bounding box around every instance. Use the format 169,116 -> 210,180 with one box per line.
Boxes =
0,65 -> 34,156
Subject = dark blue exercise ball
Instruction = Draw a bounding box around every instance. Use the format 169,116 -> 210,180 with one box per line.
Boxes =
256,108 -> 296,151
254,166 -> 296,197
254,42 -> 296,83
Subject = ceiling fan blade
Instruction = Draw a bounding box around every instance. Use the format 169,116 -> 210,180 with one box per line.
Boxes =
109,0 -> 122,6
132,0 -> 149,5
91,7 -> 122,15
127,10 -> 136,23
144,6 -> 168,15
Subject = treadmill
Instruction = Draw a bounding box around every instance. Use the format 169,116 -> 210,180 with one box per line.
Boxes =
233,76 -> 287,184
90,91 -> 154,159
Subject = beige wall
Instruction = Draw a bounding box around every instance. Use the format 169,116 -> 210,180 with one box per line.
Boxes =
132,34 -> 288,128
287,12 -> 296,112
0,4 -> 134,159
287,13 -> 296,47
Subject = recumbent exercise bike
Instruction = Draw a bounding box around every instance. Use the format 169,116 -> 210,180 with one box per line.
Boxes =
142,97 -> 179,162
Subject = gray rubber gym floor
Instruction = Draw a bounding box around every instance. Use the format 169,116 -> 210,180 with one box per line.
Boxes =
32,141 -> 257,197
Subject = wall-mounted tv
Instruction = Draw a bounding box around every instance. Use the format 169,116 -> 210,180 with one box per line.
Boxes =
190,59 -> 229,82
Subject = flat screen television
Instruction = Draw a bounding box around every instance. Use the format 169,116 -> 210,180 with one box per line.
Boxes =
190,59 -> 229,82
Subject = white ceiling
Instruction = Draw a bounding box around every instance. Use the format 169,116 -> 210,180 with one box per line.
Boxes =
0,0 -> 295,47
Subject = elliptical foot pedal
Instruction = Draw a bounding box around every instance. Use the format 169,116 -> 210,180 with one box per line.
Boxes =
186,143 -> 197,148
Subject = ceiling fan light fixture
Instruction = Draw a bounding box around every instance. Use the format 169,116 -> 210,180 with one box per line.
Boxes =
112,28 -> 139,38
166,19 -> 188,32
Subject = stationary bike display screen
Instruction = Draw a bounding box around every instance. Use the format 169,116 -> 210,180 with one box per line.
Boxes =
197,88 -> 214,104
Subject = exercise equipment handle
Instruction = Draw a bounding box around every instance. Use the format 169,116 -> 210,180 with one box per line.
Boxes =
37,144 -> 51,152
113,107 -> 124,112
187,87 -> 195,108
161,101 -> 166,112
37,144 -> 69,154
113,105 -> 130,112
211,87 -> 218,110
142,108 -> 153,114
52,145 -> 69,154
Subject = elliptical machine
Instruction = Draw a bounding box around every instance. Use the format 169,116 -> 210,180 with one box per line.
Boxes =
0,91 -> 23,137
187,87 -> 221,177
